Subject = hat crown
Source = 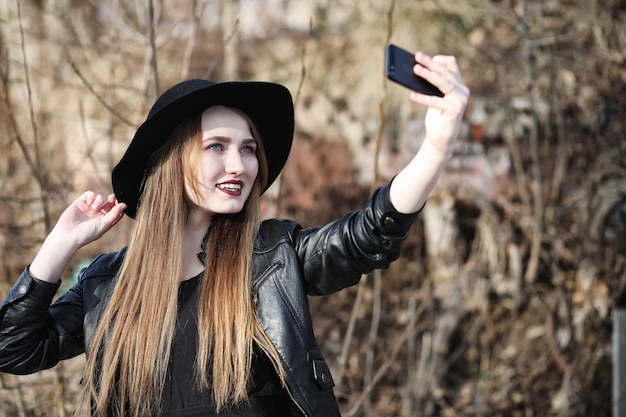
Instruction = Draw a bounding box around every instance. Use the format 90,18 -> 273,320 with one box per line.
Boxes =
149,79 -> 216,118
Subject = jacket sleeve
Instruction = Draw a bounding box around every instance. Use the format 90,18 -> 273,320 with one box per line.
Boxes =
290,181 -> 419,295
0,268 -> 85,375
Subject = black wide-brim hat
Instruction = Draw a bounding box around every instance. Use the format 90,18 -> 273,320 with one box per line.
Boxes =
112,79 -> 294,218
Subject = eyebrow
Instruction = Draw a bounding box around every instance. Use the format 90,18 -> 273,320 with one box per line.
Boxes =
202,136 -> 256,144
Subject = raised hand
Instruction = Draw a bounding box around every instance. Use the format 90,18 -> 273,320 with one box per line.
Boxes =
29,192 -> 127,283
53,192 -> 127,248
389,51 -> 470,214
410,52 -> 470,154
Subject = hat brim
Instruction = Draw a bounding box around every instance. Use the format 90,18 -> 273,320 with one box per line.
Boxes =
112,80 -> 294,218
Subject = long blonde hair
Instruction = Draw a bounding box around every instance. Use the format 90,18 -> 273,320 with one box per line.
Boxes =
83,108 -> 285,417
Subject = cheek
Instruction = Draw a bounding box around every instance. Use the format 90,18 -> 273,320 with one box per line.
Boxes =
197,154 -> 219,179
184,160 -> 211,199
183,178 -> 200,204
248,158 -> 259,178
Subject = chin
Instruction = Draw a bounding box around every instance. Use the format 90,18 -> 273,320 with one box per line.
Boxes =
212,204 -> 246,215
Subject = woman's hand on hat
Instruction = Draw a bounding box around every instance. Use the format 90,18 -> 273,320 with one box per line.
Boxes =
409,52 -> 469,156
52,191 -> 127,250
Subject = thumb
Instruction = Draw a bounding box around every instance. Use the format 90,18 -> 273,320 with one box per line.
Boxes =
100,202 -> 127,231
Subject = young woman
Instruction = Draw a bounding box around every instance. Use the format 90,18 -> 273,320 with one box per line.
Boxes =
0,51 -> 469,416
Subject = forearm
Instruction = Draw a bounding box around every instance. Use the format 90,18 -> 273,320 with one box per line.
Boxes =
29,230 -> 81,283
292,182 -> 418,295
389,138 -> 452,214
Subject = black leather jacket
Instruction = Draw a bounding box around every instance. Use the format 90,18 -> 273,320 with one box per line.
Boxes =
0,183 -> 418,417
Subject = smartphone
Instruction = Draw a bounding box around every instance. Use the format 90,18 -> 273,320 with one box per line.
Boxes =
385,44 -> 443,97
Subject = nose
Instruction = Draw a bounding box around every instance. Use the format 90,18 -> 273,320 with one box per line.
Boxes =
224,150 -> 245,174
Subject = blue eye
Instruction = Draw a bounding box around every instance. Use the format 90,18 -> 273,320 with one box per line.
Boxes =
241,145 -> 256,154
206,143 -> 224,151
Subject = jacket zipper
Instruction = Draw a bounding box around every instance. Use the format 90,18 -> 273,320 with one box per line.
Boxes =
284,383 -> 308,417
251,261 -> 309,416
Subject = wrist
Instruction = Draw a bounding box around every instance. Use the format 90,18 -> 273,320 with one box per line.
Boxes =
423,136 -> 455,159
29,231 -> 80,283
45,228 -> 82,254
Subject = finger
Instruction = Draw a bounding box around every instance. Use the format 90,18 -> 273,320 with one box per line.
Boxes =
90,194 -> 106,210
432,55 -> 461,74
82,191 -> 96,205
412,64 -> 451,96
90,194 -> 119,215
414,52 -> 462,97
419,53 -> 461,79
98,193 -> 120,214
412,61 -> 452,96
434,56 -> 466,96
414,52 -> 454,76
101,202 -> 127,229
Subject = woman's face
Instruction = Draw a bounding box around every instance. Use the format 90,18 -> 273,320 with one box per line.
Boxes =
185,106 -> 259,218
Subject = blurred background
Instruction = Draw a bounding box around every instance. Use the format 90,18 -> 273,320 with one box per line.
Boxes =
0,0 -> 625,416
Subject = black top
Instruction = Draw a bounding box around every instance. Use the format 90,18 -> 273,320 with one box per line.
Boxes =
159,274 -> 292,417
